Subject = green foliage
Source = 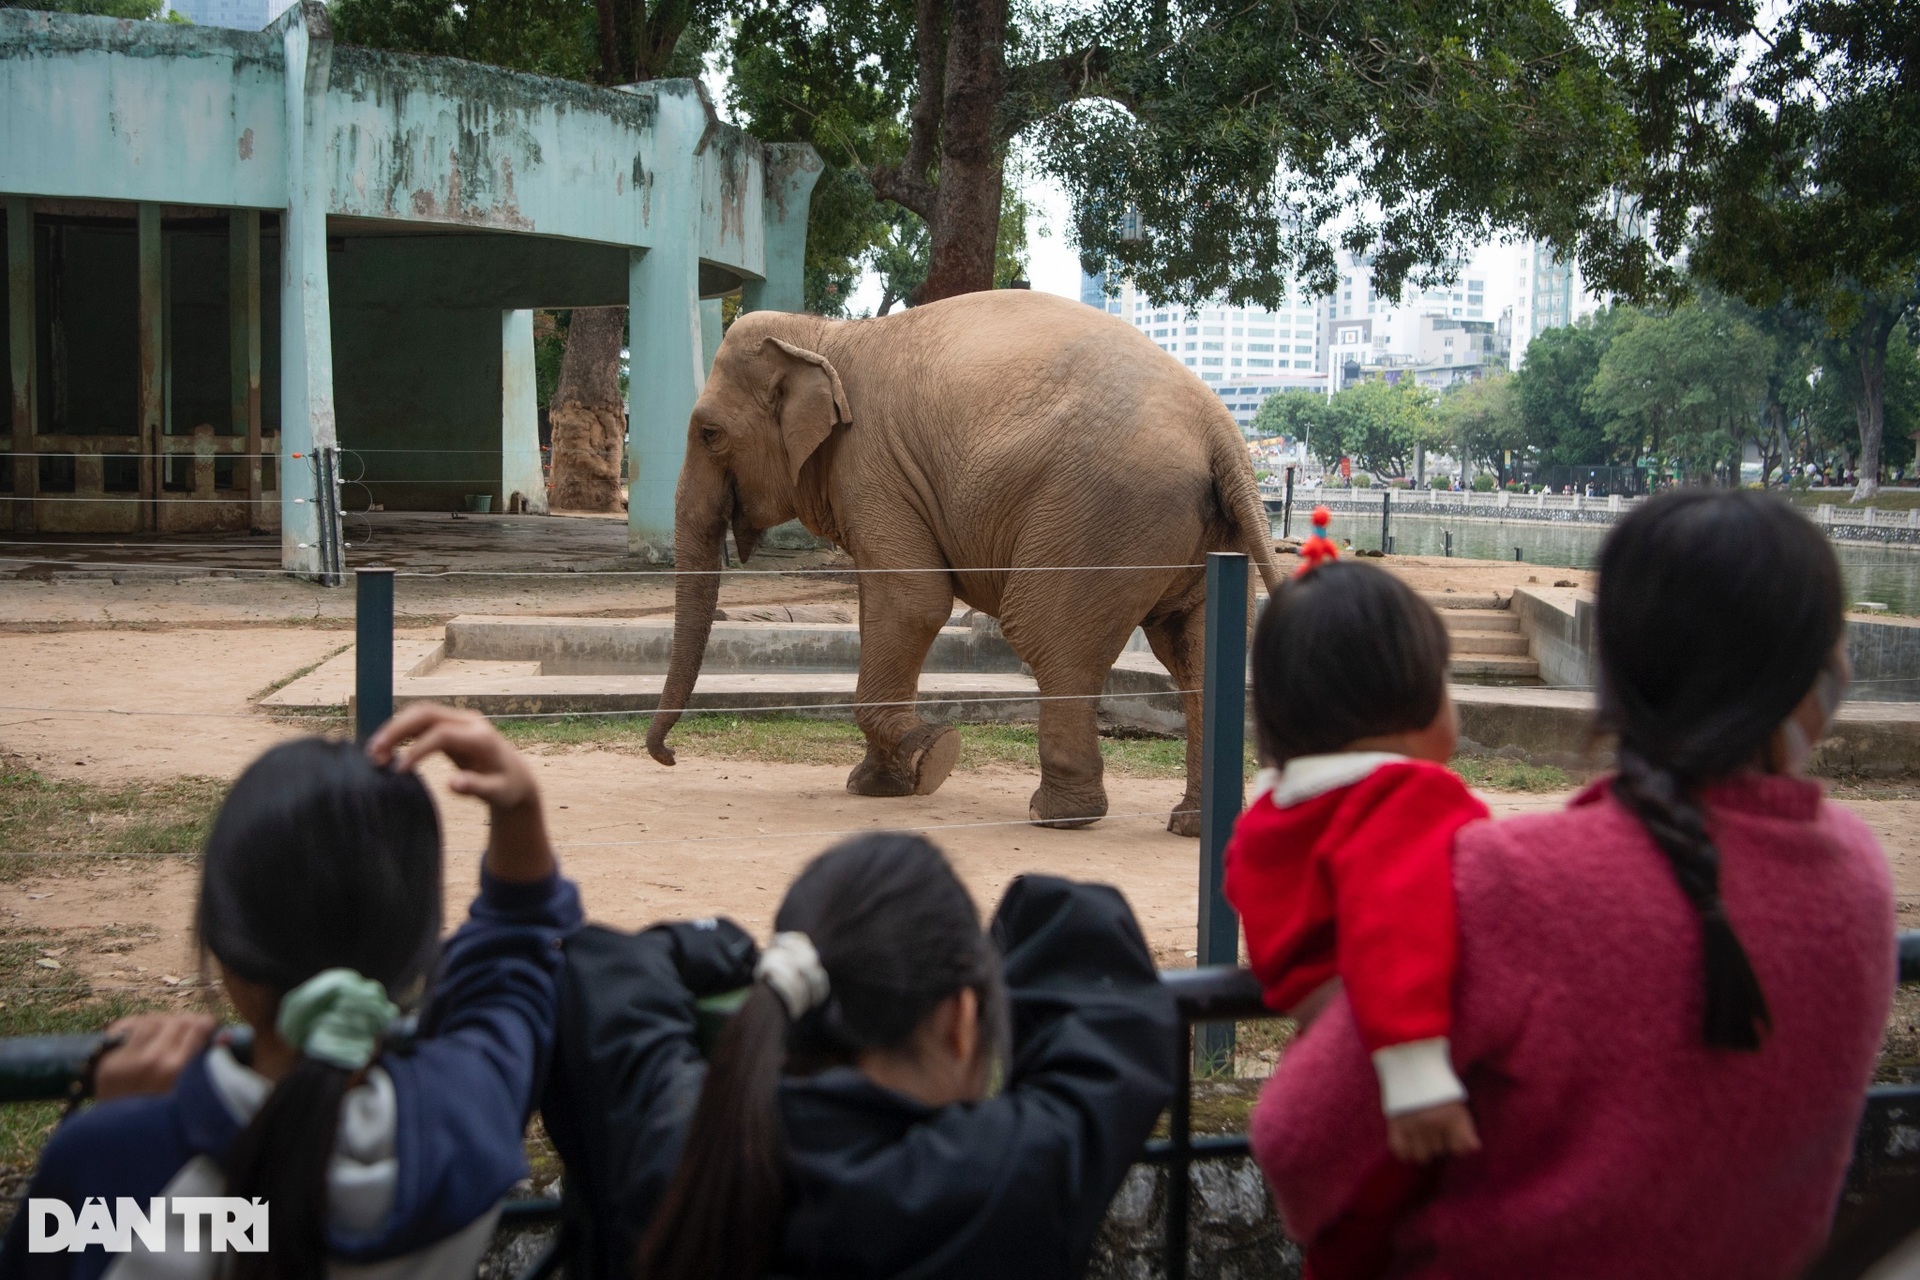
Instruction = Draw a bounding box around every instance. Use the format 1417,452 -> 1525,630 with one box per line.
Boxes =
1045,0 -> 1656,308
1252,390 -> 1333,445
330,0 -> 601,80
1471,472 -> 1495,492
1313,379 -> 1434,479
1432,374 -> 1525,484
1585,299 -> 1773,484
866,186 -> 1037,315
1512,308 -> 1633,469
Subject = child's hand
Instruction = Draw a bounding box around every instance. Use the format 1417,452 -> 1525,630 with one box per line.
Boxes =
1385,1100 -> 1481,1163
368,703 -> 555,883
93,1012 -> 219,1101
369,702 -> 538,810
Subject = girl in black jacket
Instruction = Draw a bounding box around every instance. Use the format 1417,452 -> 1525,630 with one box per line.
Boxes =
541,831 -> 1180,1280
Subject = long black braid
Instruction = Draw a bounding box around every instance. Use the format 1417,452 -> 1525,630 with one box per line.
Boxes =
1595,490 -> 1843,1052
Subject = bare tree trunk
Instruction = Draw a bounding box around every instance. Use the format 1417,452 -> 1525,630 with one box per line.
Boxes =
548,306 -> 627,512
917,0 -> 1007,302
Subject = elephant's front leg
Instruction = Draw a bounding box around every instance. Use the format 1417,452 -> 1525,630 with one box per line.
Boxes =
847,575 -> 961,798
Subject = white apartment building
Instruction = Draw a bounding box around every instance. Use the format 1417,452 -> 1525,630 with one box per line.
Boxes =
1320,250 -> 1518,391
1081,272 -> 1329,431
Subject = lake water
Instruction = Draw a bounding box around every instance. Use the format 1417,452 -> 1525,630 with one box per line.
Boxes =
1273,512 -> 1920,614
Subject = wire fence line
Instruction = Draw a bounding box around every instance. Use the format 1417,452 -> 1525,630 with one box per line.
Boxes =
0,553 -> 1220,578
0,688 -> 1200,723
0,809 -> 1194,863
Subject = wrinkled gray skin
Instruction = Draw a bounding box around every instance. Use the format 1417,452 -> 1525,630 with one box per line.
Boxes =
645,290 -> 1282,835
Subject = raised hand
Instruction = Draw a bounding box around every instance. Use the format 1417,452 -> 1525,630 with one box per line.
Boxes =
367,703 -> 556,883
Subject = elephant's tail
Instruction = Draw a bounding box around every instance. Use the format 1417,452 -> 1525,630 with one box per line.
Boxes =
1211,427 -> 1284,595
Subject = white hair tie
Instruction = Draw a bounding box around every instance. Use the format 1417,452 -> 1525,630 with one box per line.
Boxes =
756,931 -> 830,1020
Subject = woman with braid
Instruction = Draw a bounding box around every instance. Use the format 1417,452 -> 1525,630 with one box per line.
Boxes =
1253,490 -> 1895,1279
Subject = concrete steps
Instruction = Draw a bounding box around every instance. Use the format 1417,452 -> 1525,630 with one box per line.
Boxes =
1434,597 -> 1541,683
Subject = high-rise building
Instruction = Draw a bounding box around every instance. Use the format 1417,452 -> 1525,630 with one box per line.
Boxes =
1078,269 -> 1121,316
1098,277 -> 1329,431
166,0 -> 293,27
1508,244 -> 1599,369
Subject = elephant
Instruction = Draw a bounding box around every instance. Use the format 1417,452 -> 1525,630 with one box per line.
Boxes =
644,289 -> 1283,836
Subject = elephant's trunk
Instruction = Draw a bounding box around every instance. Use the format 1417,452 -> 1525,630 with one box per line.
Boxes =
645,472 -> 728,766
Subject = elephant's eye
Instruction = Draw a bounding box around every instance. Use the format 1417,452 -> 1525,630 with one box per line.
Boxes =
699,425 -> 725,452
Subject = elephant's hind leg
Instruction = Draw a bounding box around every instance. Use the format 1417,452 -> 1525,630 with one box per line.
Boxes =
846,570 -> 960,798
1021,660 -> 1112,829
1143,608 -> 1208,838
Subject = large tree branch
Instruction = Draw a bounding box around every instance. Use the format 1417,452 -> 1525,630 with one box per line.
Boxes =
867,165 -> 938,219
635,0 -> 695,80
997,43 -> 1124,140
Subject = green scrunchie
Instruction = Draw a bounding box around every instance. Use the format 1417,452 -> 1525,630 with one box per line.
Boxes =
276,968 -> 397,1071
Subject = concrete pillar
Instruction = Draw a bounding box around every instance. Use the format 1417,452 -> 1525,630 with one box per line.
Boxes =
700,298 -> 723,374
501,309 -> 547,514
137,202 -> 162,533
229,209 -> 263,514
278,1 -> 340,579
626,84 -> 708,559
740,145 -> 822,315
6,197 -> 35,532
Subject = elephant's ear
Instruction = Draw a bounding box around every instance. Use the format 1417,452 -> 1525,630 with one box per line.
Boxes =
762,337 -> 851,490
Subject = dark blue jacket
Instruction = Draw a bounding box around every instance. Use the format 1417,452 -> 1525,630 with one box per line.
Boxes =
0,869 -> 582,1280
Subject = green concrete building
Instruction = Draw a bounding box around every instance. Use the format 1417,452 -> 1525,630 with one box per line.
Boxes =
0,5 -> 818,577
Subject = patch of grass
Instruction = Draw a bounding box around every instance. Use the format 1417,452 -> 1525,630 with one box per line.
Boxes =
0,757 -> 225,880
501,712 -> 865,764
501,713 -> 1250,779
1450,756 -> 1574,792
0,925 -> 191,1204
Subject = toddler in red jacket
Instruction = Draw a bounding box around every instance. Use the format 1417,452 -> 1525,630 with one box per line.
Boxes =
1225,549 -> 1486,1276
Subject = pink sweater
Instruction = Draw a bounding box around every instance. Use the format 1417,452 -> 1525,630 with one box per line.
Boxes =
1252,775 -> 1897,1280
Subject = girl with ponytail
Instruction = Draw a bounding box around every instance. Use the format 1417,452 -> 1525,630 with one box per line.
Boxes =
3,704 -> 581,1279
541,832 -> 1179,1280
1250,490 -> 1897,1280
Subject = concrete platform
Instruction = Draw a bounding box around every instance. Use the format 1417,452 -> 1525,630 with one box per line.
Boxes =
260,612 -> 1920,778
263,619 -> 1187,736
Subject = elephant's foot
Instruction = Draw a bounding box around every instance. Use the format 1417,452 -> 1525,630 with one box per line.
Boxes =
846,724 -> 960,798
1167,800 -> 1202,839
906,724 -> 961,796
1027,781 -> 1108,830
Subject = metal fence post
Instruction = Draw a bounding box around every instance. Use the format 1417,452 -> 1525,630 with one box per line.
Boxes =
356,568 -> 394,744
1380,488 -> 1392,553
1197,552 -> 1246,1074
1281,465 -> 1296,539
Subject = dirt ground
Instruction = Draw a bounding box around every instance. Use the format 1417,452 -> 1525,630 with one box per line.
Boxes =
0,516 -> 1911,996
